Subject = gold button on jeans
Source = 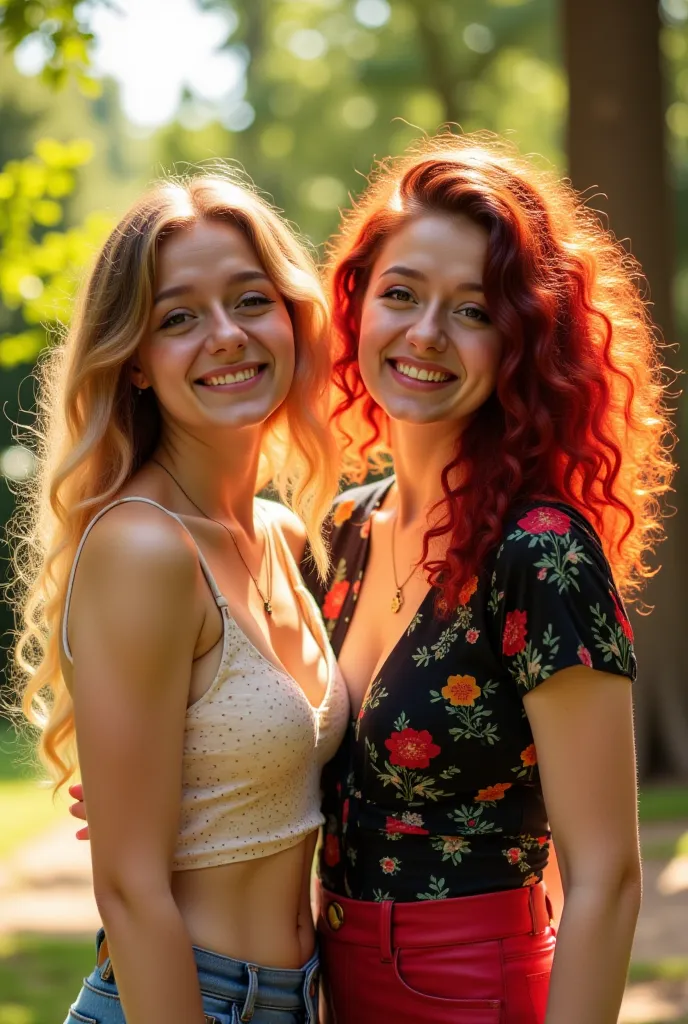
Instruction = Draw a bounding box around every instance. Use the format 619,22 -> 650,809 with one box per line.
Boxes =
326,901 -> 345,931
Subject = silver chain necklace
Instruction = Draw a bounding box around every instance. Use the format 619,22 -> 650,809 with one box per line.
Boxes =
151,458 -> 273,616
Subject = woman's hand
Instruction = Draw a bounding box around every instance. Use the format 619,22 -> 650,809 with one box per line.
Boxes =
68,783 -> 89,840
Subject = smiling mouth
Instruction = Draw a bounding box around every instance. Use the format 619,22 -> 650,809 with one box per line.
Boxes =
387,359 -> 457,384
195,364 -> 267,387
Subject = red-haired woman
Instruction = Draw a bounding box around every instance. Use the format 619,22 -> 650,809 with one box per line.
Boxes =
301,134 -> 671,1024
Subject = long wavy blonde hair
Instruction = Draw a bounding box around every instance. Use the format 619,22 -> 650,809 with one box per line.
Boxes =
11,170 -> 339,788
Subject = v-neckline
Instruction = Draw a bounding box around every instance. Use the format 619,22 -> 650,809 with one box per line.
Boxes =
339,476 -> 435,718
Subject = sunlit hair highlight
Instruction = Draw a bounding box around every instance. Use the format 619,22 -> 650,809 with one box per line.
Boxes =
11,169 -> 338,787
328,131 -> 674,613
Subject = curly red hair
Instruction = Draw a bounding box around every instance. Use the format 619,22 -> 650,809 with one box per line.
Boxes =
328,132 -> 674,609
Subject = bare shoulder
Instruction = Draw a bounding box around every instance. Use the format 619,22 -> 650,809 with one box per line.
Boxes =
256,498 -> 307,563
73,500 -> 200,599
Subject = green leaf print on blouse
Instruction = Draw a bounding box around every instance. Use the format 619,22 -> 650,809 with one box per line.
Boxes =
448,803 -> 501,834
355,678 -> 389,737
590,597 -> 635,675
430,835 -> 472,865
411,576 -> 479,665
502,613 -> 561,691
430,676 -> 500,744
506,506 -> 593,594
416,875 -> 451,900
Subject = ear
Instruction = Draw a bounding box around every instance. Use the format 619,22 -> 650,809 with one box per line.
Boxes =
130,364 -> 150,390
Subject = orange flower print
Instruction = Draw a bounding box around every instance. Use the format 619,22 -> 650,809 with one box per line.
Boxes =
523,873 -> 539,887
441,674 -> 481,707
322,580 -> 350,620
475,782 -> 513,802
333,500 -> 356,527
459,575 -> 479,605
352,579 -> 361,597
360,518 -> 371,539
520,744 -> 537,767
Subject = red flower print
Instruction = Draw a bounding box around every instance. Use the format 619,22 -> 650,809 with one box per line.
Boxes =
459,575 -> 479,605
466,628 -> 480,644
333,500 -> 356,526
520,744 -> 537,767
537,836 -> 549,847
380,856 -> 401,875
518,507 -> 571,535
385,814 -> 429,835
322,580 -> 350,620
342,798 -> 350,825
359,519 -> 371,539
475,783 -> 512,802
503,609 -> 528,656
611,592 -> 634,641
505,847 -> 523,864
577,644 -> 593,667
537,567 -> 547,581
324,834 -> 340,867
352,579 -> 361,596
385,727 -> 441,769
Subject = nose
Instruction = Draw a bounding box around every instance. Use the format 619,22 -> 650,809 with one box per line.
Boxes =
205,304 -> 249,355
406,305 -> 447,353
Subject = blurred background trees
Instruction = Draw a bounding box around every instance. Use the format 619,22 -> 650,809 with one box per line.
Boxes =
0,0 -> 686,778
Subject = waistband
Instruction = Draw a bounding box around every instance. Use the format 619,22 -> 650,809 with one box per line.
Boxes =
95,928 -> 319,1012
317,883 -> 553,959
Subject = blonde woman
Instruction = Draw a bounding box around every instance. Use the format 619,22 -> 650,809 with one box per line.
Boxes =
13,174 -> 349,1024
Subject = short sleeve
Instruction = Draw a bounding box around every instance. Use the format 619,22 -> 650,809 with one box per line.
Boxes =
489,504 -> 636,698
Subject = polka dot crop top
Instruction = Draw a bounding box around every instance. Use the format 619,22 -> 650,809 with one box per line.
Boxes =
62,497 -> 350,871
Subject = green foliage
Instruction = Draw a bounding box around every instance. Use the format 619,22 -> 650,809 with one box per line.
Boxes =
0,934 -> 93,1022
0,139 -> 112,367
157,0 -> 564,243
0,0 -> 105,93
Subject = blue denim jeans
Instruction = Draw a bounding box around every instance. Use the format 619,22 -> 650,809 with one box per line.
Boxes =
64,928 -> 319,1023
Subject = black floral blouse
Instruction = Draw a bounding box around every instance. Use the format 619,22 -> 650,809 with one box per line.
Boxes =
301,476 -> 636,903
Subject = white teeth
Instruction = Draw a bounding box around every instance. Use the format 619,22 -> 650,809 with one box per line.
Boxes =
394,362 -> 450,383
204,367 -> 258,386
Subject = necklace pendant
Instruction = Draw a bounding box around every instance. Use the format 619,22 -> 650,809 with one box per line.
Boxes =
264,600 -> 273,616
391,589 -> 403,614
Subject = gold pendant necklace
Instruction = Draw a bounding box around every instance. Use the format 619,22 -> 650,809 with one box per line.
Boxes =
152,459 -> 273,615
390,512 -> 417,614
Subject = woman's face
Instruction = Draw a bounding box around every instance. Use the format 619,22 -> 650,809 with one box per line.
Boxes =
358,213 -> 502,427
133,219 -> 295,433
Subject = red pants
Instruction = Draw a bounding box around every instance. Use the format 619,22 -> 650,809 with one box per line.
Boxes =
317,883 -> 556,1023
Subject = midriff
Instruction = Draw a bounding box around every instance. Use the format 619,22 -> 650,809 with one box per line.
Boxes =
171,830 -> 318,968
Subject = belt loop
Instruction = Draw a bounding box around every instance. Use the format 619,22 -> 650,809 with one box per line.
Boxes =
529,885 -> 538,934
240,963 -> 259,1022
379,900 -> 394,963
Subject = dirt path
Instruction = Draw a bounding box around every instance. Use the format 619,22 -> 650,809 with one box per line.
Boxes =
1,820 -> 686,1021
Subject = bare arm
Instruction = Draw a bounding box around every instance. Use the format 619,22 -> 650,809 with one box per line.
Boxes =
524,665 -> 641,1024
68,504 -> 207,1024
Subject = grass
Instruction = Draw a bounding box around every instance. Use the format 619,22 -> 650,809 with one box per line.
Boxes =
0,934 -> 93,1024
0,721 -> 68,861
638,786 -> 688,824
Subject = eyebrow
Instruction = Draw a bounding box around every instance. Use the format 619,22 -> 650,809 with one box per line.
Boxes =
153,270 -> 271,306
379,265 -> 484,292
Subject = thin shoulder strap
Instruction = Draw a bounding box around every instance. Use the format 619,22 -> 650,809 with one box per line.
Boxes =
62,496 -> 226,663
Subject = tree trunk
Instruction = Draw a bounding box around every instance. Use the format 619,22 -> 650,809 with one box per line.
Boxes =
564,0 -> 688,778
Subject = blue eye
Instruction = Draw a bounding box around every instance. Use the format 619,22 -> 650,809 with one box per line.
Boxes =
383,286 -> 415,302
